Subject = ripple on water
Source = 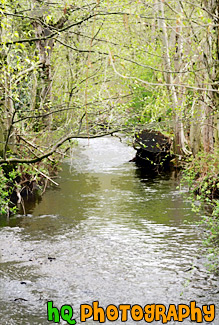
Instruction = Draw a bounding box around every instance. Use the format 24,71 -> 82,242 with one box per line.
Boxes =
0,136 -> 219,324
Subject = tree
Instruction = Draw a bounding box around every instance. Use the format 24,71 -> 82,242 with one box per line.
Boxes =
0,0 -> 218,168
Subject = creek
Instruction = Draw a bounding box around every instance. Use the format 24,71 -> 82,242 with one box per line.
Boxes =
0,136 -> 218,324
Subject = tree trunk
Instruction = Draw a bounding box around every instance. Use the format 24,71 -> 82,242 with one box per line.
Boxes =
190,99 -> 201,156
159,0 -> 189,156
31,0 -> 70,129
201,0 -> 218,152
32,19 -> 54,129
201,93 -> 214,153
0,15 -> 15,156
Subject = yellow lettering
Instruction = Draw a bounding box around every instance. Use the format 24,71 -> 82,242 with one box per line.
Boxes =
190,301 -> 202,323
80,304 -> 93,322
93,301 -> 105,323
119,304 -> 131,322
203,305 -> 215,322
155,305 -> 167,324
106,305 -> 119,321
144,304 -> 155,323
131,305 -> 143,321
166,304 -> 178,322
178,304 -> 190,322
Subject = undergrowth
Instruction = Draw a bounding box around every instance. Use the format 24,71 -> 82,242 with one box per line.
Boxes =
182,150 -> 219,273
0,160 -> 59,217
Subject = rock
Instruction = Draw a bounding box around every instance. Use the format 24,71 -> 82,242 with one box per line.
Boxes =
14,298 -> 28,302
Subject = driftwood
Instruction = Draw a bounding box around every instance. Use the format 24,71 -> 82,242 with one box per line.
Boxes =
132,129 -> 172,171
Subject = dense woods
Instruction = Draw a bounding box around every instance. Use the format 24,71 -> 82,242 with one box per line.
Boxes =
0,0 -> 219,250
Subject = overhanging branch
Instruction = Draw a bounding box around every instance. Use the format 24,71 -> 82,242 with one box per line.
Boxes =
0,130 -> 124,165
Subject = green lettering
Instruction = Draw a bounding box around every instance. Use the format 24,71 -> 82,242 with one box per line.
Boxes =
61,305 -> 76,325
47,301 -> 60,323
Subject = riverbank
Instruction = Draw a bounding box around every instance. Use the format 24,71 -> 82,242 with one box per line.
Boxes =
182,151 -> 219,273
0,160 -> 59,217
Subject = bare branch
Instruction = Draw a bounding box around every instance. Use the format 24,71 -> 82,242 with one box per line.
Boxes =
0,130 -> 124,165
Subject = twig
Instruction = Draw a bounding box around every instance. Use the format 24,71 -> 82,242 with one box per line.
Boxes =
78,113 -> 86,135
33,167 -> 59,186
15,186 -> 26,215
4,109 -> 16,159
19,136 -> 54,162
42,178 -> 48,195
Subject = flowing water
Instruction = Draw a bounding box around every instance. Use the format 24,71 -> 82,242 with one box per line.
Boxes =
0,137 -> 218,324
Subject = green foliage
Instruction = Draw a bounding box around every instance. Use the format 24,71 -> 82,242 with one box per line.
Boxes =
0,167 -> 10,215
0,159 -> 61,216
127,83 -> 153,124
0,0 -> 218,224
183,151 -> 219,200
201,204 -> 219,274
182,151 -> 219,273
0,165 -> 19,216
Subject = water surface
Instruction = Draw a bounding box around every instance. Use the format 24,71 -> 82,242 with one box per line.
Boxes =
0,137 -> 218,324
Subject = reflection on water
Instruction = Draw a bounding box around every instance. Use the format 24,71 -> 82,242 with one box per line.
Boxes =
0,136 -> 218,324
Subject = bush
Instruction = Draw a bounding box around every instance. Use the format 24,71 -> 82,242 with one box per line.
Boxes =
0,165 -> 18,216
182,151 -> 219,273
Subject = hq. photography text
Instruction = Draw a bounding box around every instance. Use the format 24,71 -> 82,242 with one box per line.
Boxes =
47,300 -> 215,324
